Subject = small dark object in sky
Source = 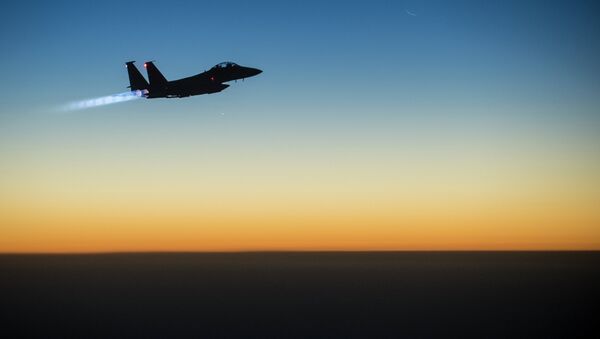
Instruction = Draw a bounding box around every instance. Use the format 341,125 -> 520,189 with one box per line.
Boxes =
125,60 -> 262,98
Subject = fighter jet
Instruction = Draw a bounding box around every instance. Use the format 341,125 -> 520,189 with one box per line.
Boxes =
125,60 -> 262,98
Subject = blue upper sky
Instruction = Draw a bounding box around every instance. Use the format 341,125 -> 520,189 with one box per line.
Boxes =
0,0 -> 599,165
1,0 -> 598,109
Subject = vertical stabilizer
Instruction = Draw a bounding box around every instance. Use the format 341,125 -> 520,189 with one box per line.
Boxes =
125,61 -> 149,90
144,61 -> 168,86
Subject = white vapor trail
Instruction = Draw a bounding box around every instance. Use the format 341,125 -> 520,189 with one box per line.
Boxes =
62,90 -> 147,111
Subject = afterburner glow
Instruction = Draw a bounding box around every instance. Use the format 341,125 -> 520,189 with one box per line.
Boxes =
62,90 -> 147,111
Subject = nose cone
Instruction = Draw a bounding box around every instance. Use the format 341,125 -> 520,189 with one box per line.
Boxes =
248,67 -> 262,77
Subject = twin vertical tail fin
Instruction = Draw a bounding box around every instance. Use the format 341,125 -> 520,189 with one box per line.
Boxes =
125,61 -> 149,91
144,61 -> 168,87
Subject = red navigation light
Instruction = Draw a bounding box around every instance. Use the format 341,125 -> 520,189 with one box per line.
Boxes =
210,76 -> 215,82
144,63 -> 147,68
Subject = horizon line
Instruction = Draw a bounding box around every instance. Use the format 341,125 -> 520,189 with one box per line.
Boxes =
2,249 -> 600,255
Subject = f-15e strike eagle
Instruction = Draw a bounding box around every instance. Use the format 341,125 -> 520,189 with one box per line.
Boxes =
125,60 -> 262,98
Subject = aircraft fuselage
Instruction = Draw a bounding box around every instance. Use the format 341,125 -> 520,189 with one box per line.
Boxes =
125,61 -> 262,99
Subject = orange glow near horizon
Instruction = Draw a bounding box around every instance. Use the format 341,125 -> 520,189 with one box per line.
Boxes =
1,143 -> 599,253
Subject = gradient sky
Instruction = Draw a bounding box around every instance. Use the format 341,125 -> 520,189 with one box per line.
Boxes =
1,0 -> 599,252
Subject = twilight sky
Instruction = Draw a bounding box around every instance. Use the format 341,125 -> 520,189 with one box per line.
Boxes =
1,0 -> 599,252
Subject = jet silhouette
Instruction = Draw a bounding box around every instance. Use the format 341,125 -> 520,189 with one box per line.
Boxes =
125,61 -> 262,98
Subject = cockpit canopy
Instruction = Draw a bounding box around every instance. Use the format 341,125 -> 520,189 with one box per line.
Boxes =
212,62 -> 238,70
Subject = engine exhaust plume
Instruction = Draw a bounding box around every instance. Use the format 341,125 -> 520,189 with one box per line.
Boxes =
61,90 -> 147,111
